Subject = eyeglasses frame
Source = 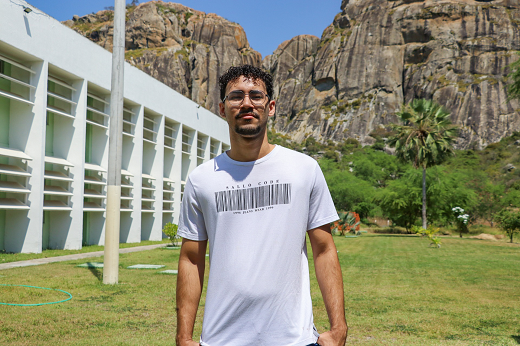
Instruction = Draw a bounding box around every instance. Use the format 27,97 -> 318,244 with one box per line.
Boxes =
222,90 -> 270,107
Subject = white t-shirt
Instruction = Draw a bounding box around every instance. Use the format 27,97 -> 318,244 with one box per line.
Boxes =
178,145 -> 339,346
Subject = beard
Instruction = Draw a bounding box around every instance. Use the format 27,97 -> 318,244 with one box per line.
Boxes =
234,124 -> 262,136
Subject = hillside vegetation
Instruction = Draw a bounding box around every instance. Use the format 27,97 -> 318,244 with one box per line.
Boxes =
269,130 -> 520,231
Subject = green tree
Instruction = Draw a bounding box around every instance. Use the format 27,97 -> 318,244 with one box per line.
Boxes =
502,189 -> 520,209
351,157 -> 385,186
375,166 -> 477,231
353,202 -> 375,220
388,99 -> 458,229
375,177 -> 421,231
494,209 -> 520,243
426,168 -> 477,226
320,159 -> 375,213
468,176 -> 505,226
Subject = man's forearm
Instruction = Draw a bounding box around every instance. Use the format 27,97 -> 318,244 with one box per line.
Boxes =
314,245 -> 347,332
176,239 -> 207,345
309,226 -> 348,345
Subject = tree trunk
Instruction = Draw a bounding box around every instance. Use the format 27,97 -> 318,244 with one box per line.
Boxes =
422,166 -> 427,230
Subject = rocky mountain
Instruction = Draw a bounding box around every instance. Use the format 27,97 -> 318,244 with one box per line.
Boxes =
65,0 -> 520,149
264,0 -> 520,148
64,1 -> 261,113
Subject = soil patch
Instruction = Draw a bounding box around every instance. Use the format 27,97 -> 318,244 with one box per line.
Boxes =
470,233 -> 499,241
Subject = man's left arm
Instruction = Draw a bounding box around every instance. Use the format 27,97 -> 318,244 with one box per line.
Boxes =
308,224 -> 348,346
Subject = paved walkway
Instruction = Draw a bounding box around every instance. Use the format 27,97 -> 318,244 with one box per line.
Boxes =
0,244 -> 168,270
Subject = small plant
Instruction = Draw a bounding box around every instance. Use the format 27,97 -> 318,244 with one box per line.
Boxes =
162,222 -> 179,246
413,225 -> 442,248
452,207 -> 469,238
334,211 -> 361,236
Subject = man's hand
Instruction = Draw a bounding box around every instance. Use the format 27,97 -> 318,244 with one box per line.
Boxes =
176,339 -> 200,346
316,327 -> 348,346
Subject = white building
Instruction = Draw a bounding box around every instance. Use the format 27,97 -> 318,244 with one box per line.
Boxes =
0,0 -> 230,253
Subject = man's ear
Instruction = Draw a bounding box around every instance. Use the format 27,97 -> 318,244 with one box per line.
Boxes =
268,100 -> 276,117
219,102 -> 226,118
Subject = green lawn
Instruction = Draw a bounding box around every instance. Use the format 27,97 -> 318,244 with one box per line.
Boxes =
1,235 -> 519,345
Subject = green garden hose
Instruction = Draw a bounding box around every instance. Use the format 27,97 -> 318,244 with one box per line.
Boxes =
0,284 -> 72,306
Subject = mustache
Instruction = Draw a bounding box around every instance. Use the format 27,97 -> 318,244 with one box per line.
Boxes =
236,110 -> 259,119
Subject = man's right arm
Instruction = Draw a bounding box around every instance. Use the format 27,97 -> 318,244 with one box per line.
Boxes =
176,238 -> 208,346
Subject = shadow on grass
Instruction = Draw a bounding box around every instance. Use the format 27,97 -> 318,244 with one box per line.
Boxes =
364,234 -> 417,238
88,267 -> 102,282
512,335 -> 520,344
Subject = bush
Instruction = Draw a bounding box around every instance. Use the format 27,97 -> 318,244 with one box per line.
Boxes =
162,222 -> 179,246
372,141 -> 385,151
324,149 -> 340,162
360,218 -> 373,226
494,209 -> 520,243
371,226 -> 409,234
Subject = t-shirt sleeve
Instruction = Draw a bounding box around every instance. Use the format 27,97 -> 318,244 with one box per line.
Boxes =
178,177 -> 208,241
307,162 -> 339,230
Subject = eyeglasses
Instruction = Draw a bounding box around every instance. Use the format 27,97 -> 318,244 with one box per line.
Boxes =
222,90 -> 269,107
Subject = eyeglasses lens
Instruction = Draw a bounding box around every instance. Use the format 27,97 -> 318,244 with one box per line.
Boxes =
227,91 -> 266,106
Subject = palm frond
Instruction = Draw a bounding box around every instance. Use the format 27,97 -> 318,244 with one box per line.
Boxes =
388,98 -> 457,168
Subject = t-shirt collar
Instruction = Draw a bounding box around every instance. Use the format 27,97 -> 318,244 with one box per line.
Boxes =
222,145 -> 280,166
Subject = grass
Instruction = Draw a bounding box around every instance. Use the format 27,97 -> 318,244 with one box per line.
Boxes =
1,235 -> 519,345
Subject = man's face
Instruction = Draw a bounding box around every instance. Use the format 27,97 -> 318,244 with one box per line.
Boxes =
219,77 -> 275,138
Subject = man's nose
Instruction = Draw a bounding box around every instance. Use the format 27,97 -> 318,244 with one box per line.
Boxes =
241,93 -> 254,107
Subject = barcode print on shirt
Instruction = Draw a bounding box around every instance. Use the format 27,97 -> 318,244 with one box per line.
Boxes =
215,183 -> 292,212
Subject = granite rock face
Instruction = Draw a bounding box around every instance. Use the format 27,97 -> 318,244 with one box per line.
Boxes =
64,1 -> 261,114
65,0 -> 520,148
264,0 -> 520,148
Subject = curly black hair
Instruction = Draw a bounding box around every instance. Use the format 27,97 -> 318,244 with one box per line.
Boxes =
218,65 -> 274,101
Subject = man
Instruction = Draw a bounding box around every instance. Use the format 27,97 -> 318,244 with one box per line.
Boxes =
176,65 -> 347,346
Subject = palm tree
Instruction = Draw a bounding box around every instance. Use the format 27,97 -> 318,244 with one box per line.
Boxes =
388,99 -> 458,229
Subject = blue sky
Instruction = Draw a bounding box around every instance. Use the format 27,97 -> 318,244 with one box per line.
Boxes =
23,0 -> 342,58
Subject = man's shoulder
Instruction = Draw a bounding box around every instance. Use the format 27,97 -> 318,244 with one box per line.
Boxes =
276,145 -> 318,166
186,157 -> 217,183
187,150 -> 235,182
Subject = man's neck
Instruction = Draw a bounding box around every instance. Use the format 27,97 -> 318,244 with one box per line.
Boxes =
226,134 -> 275,162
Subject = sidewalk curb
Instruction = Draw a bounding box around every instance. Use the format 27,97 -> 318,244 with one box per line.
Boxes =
0,244 -> 168,270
